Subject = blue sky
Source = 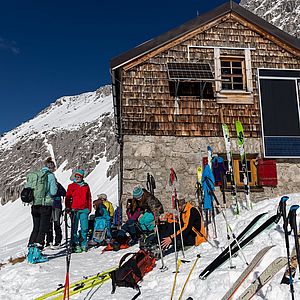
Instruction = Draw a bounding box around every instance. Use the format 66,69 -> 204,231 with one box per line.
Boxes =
0,0 -> 238,133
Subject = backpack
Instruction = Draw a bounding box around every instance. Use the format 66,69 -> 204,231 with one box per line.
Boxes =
110,249 -> 156,299
23,170 -> 49,205
20,187 -> 34,204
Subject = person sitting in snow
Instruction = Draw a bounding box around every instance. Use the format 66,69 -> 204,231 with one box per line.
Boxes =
27,157 -> 58,263
132,186 -> 164,218
160,198 -> 206,253
118,201 -> 155,246
97,193 -> 114,222
65,169 -> 92,253
116,198 -> 141,245
88,198 -> 112,246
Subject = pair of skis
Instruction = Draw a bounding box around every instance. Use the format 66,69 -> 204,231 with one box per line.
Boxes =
36,266 -> 117,299
199,193 -> 284,280
222,121 -> 252,214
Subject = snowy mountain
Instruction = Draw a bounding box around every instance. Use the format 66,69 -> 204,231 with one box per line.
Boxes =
0,85 -> 119,205
240,0 -> 300,37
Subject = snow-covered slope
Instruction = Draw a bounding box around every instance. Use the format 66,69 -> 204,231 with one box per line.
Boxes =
1,194 -> 300,299
0,87 -> 112,150
0,85 -> 119,205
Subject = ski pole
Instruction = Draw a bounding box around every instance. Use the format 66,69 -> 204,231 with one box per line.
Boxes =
205,176 -> 249,266
170,168 -> 185,258
178,254 -> 200,300
170,259 -> 182,300
280,196 -> 295,300
288,205 -> 300,277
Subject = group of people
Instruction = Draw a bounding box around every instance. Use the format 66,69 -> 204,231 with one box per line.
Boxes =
26,157 -> 207,264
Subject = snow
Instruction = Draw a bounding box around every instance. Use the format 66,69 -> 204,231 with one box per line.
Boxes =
1,194 -> 300,299
0,88 -> 113,150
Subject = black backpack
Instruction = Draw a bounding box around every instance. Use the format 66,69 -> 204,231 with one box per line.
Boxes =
21,187 -> 34,204
110,249 -> 156,299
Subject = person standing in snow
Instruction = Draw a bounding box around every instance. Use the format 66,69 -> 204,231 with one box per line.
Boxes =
45,181 -> 66,249
27,157 -> 58,263
65,169 -> 92,253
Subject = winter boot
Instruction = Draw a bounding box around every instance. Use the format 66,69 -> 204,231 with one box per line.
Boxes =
74,245 -> 83,253
31,245 -> 49,263
27,244 -> 35,263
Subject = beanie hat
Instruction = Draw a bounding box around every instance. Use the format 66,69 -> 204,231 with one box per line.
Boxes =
45,157 -> 55,170
74,169 -> 85,178
97,193 -> 107,200
133,186 -> 144,200
176,198 -> 186,206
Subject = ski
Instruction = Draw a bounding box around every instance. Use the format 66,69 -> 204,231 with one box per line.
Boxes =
199,213 -> 279,280
35,267 -> 117,300
238,256 -> 287,300
222,123 -> 239,215
221,245 -> 274,300
235,121 -> 252,210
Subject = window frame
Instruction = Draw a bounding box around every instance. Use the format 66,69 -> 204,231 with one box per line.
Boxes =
220,57 -> 246,91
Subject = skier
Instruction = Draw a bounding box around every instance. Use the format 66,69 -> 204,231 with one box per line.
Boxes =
132,186 -> 164,217
115,198 -> 141,245
88,197 -> 112,246
27,157 -> 58,263
65,169 -> 92,253
45,181 -> 66,249
97,193 -> 114,222
160,198 -> 206,252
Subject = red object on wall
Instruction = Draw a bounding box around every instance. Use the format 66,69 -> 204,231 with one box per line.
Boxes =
257,159 -> 278,187
202,157 -> 208,167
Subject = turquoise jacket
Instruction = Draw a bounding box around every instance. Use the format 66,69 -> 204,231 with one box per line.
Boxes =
139,211 -> 155,232
41,167 -> 57,206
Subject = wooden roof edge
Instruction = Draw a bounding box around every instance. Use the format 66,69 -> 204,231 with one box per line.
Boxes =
110,1 -> 300,71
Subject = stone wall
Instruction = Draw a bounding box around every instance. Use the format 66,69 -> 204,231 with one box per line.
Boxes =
122,135 -> 300,211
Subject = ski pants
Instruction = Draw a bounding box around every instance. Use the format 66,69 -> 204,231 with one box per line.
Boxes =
71,208 -> 90,248
28,205 -> 52,248
46,208 -> 62,245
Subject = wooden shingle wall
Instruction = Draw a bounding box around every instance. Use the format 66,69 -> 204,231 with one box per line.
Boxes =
120,16 -> 300,139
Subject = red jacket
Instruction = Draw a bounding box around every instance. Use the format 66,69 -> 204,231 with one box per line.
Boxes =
65,182 -> 92,212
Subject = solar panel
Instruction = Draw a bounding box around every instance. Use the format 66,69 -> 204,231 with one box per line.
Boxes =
167,62 -> 214,81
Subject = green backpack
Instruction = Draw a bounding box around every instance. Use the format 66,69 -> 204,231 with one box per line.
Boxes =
26,170 -> 49,205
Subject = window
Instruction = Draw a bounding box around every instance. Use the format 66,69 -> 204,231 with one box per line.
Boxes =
221,59 -> 245,91
213,47 -> 253,104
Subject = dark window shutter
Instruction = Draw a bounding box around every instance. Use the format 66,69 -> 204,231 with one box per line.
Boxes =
257,159 -> 277,186
202,157 -> 208,167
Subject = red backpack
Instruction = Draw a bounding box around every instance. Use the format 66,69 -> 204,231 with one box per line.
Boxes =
110,249 -> 156,299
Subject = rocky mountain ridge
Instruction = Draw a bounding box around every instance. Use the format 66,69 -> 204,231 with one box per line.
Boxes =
240,0 -> 300,37
0,85 -> 119,205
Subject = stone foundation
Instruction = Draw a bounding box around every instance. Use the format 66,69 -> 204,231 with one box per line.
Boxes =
122,135 -> 300,211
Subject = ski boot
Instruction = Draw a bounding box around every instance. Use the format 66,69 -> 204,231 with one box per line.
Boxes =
31,245 -> 49,263
27,244 -> 35,263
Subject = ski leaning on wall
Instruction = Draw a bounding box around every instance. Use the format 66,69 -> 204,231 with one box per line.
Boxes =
221,123 -> 239,215
235,120 -> 252,210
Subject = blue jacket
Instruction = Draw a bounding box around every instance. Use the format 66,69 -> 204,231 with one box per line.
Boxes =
139,211 -> 155,232
201,164 -> 215,210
